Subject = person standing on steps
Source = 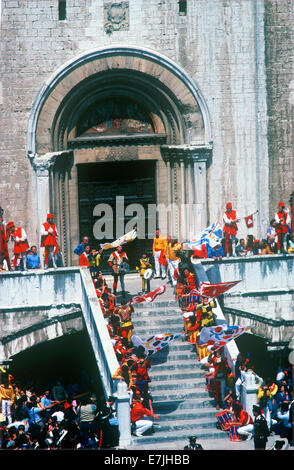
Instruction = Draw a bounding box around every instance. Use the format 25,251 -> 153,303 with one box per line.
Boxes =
108,244 -> 129,300
152,229 -> 167,279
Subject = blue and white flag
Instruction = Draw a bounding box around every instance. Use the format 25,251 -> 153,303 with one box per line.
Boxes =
187,222 -> 223,250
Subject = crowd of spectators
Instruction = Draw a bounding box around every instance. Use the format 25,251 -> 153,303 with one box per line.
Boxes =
0,369 -> 121,450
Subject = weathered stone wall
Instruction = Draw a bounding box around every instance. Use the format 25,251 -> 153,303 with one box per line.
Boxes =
264,0 -> 294,220
0,0 -> 292,247
201,254 -> 294,322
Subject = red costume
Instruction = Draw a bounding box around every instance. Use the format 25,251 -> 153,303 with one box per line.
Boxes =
7,222 -> 29,269
131,401 -> 153,423
79,251 -> 89,267
223,202 -> 239,256
275,202 -> 290,252
0,215 -> 10,269
238,409 -> 253,426
40,214 -> 59,267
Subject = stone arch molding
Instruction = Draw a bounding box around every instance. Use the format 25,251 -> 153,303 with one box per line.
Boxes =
27,45 -> 212,155
1,311 -> 84,362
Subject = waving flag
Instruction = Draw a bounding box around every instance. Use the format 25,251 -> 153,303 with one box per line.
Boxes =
187,222 -> 223,256
130,285 -> 166,304
245,215 -> 254,228
198,280 -> 241,298
199,325 -> 250,350
132,333 -> 182,357
100,228 -> 137,250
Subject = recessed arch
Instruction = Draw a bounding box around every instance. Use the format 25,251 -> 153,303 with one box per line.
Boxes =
27,45 -> 212,155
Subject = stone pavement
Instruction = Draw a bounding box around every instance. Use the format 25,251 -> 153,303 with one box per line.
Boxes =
126,433 -> 293,451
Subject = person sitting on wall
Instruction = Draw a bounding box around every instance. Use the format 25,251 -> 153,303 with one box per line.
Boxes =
235,239 -> 246,257
206,242 -> 224,260
73,236 -> 89,257
26,245 -> 41,269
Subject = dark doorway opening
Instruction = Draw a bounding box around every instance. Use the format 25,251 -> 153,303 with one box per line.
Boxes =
78,160 -> 157,272
235,333 -> 291,380
9,331 -> 104,397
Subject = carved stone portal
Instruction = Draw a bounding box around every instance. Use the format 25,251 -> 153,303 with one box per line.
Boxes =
104,2 -> 129,33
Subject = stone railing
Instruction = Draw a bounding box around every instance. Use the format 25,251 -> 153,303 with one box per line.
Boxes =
0,268 -> 119,406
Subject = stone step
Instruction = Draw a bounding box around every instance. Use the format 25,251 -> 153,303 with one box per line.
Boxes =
155,408 -> 217,422
149,378 -> 206,392
133,300 -> 179,310
149,387 -> 211,402
149,354 -> 201,367
150,417 -> 218,433
132,308 -> 182,318
131,427 -> 227,445
132,317 -> 184,328
150,370 -> 204,382
132,326 -> 183,336
152,397 -> 217,413
150,360 -> 202,373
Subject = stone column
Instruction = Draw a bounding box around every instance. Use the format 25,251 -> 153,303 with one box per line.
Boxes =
28,151 -> 73,266
161,145 -> 212,241
241,370 -> 261,416
193,159 -> 208,232
180,159 -> 186,240
114,381 -> 132,448
186,161 -> 195,240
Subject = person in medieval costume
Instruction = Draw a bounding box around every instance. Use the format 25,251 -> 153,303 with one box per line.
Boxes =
223,202 -> 240,257
40,213 -> 60,269
0,206 -> 11,270
108,244 -> 128,299
6,221 -> 29,271
274,201 -> 291,254
152,229 -> 167,279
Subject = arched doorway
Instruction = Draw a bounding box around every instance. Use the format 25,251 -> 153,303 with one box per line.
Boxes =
28,46 -> 212,267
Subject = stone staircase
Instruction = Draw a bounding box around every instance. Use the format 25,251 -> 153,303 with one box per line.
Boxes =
130,295 -> 226,446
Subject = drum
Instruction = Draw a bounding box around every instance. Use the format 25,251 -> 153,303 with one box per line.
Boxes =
143,268 -> 153,280
229,422 -> 241,441
216,410 -> 233,431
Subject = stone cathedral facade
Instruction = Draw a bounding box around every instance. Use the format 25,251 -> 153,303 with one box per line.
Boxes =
0,0 -> 293,267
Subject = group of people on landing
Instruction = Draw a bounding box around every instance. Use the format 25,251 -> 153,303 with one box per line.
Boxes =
0,200 -> 292,273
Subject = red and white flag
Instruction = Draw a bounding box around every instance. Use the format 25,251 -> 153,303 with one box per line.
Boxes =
130,285 -> 166,304
199,325 -> 251,350
245,215 -> 254,228
197,280 -> 241,298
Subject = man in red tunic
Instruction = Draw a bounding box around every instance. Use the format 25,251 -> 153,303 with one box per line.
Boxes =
223,202 -> 240,257
0,206 -> 11,270
40,213 -> 59,268
274,201 -> 291,254
6,221 -> 29,271
108,245 -> 128,298
131,400 -> 159,437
